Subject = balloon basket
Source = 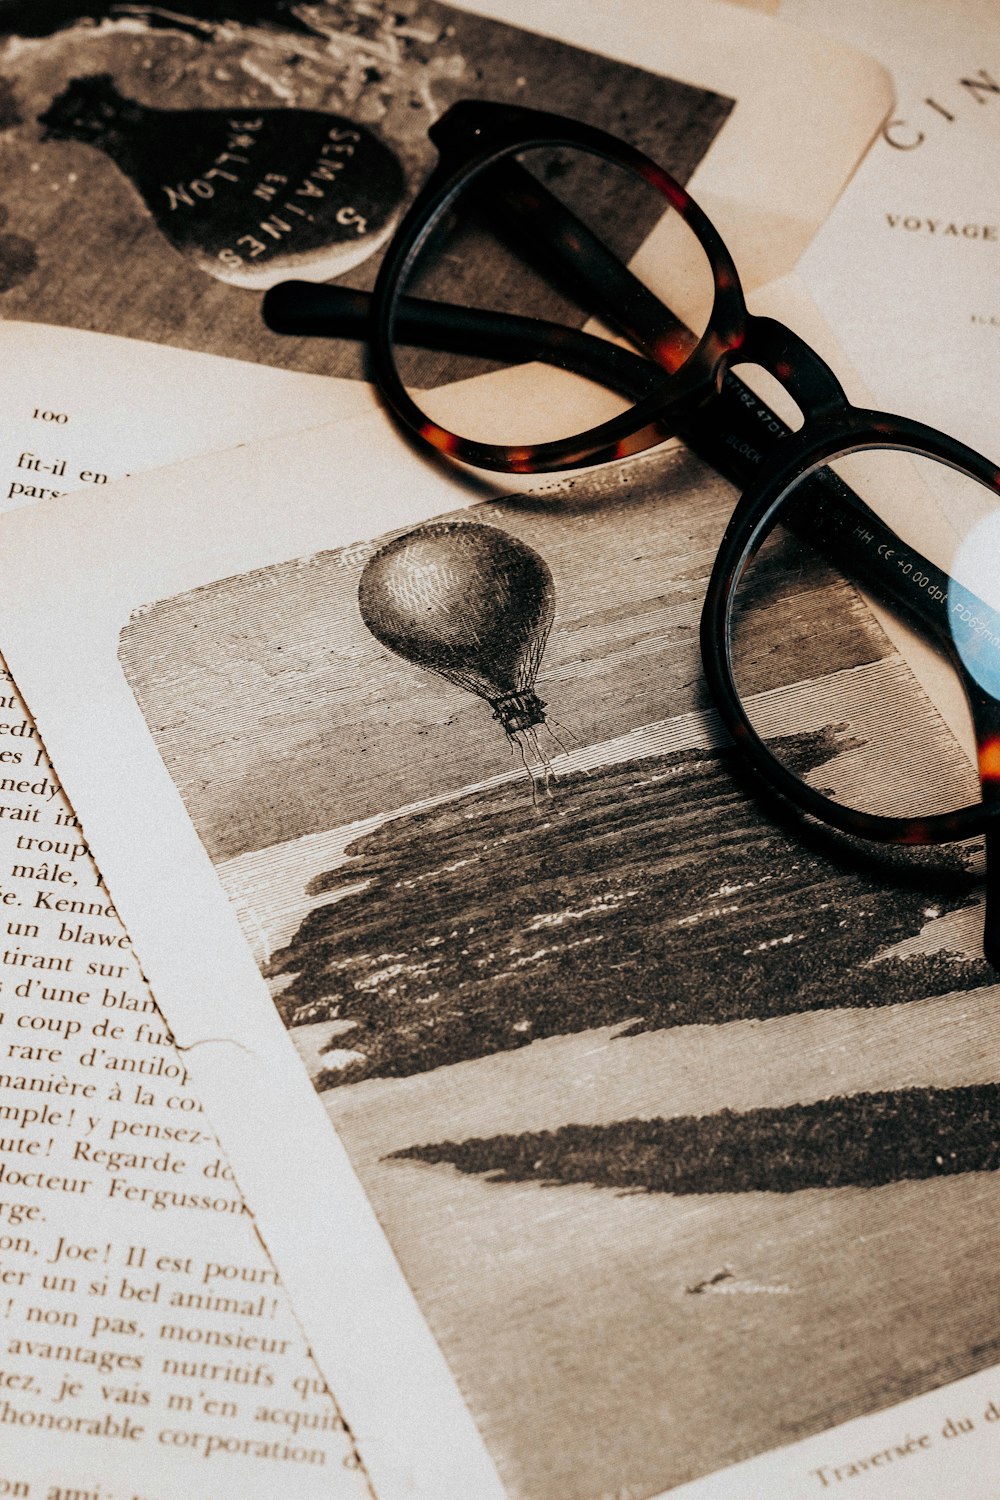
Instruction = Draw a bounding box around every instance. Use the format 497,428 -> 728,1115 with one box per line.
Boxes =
490,690 -> 547,734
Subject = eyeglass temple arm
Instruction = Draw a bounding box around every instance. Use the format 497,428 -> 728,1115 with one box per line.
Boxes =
265,159 -> 698,382
263,278 -> 977,664
262,280 -> 667,402
471,159 -> 695,367
429,170 -> 988,684
263,164 -> 994,725
757,461 -> 1000,967
263,279 -> 799,500
775,464 -> 992,677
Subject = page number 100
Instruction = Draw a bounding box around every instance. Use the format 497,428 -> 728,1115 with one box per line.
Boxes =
32,407 -> 69,424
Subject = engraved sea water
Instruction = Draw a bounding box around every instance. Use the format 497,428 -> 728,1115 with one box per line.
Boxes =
126,443 -> 999,1499
217,681 -> 998,1500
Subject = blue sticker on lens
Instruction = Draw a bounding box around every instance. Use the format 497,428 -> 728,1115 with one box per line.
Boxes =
949,518 -> 1000,700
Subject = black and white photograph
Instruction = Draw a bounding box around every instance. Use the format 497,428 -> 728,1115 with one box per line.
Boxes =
116,443 -> 1000,1499
0,0 -> 730,375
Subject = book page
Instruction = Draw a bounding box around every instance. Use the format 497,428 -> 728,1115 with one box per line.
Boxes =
3,277 -> 1000,1499
0,326 -> 377,1498
0,321 -> 373,516
784,0 -> 998,525
0,687 -> 372,1500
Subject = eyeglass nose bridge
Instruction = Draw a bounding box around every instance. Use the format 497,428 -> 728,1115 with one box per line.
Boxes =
735,314 -> 849,426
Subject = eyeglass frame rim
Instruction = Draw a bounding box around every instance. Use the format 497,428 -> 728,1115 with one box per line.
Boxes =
366,99 -> 745,473
700,414 -> 1000,844
363,97 -> 1000,846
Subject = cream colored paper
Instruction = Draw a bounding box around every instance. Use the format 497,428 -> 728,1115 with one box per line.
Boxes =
459,0 -> 892,286
0,322 -> 373,514
1,270 -> 999,1499
784,0 -> 999,524
0,326 -> 379,1495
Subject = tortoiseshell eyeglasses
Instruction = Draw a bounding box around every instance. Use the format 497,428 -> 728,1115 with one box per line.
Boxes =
263,100 -> 1000,966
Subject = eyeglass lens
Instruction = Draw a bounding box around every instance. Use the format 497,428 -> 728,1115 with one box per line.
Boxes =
729,447 -> 999,822
389,144 -> 716,445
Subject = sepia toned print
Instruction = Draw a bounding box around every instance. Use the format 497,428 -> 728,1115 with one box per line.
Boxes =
118,443 -> 999,1499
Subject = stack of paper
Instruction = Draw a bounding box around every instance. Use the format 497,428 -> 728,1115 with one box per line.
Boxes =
0,4 -> 996,1499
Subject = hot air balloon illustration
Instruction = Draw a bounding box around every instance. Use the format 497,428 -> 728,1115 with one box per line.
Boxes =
358,521 -> 556,743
